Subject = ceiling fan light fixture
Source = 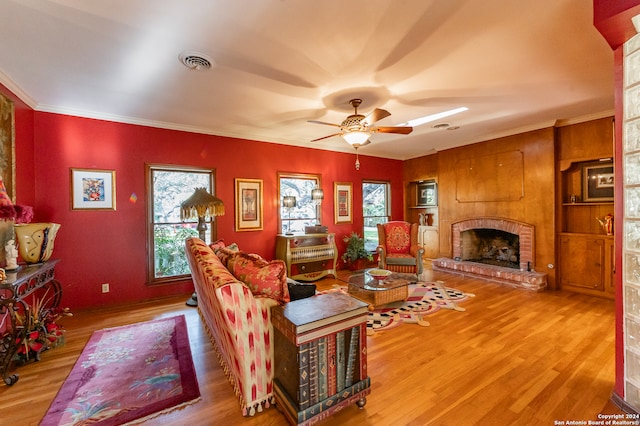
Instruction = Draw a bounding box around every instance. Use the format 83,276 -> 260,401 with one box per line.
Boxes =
342,131 -> 371,145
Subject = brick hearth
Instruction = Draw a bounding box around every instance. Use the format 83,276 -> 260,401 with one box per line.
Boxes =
433,217 -> 547,291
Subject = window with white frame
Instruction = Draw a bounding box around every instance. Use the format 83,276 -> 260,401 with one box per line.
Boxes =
147,164 -> 217,283
278,172 -> 321,234
362,181 -> 390,251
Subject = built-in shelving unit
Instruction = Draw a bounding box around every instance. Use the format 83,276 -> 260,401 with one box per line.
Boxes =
557,156 -> 614,299
407,179 -> 439,259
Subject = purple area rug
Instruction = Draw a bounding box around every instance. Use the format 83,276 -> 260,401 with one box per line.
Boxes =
41,315 -> 200,425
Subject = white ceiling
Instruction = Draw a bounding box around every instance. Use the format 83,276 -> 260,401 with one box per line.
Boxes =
0,0 -> 614,160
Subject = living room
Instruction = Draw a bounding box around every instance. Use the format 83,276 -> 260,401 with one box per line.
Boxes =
0,1 -> 639,425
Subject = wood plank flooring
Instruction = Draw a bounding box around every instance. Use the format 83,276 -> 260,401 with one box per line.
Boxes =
0,268 -> 625,425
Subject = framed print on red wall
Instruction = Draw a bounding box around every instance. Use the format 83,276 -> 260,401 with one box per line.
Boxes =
235,178 -> 263,231
334,182 -> 352,224
70,168 -> 116,210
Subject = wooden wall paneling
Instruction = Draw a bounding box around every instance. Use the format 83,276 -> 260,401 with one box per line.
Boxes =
557,117 -> 614,161
404,129 -> 555,281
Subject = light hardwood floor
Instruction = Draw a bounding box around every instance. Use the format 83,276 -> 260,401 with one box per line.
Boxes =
0,268 -> 625,425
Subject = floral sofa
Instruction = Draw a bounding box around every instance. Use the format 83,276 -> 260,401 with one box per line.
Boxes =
184,237 -> 314,416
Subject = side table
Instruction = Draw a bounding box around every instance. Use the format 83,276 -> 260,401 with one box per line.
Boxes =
272,292 -> 370,425
347,270 -> 410,310
0,260 -> 62,385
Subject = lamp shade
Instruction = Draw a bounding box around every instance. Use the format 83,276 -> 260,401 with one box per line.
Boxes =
311,187 -> 324,202
180,187 -> 225,220
342,131 -> 370,145
283,195 -> 296,208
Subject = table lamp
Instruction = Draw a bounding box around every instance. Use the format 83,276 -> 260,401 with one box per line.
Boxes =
282,195 -> 296,235
311,187 -> 324,226
180,187 -> 225,306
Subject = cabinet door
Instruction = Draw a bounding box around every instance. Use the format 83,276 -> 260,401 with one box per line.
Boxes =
559,235 -> 605,291
418,226 -> 439,258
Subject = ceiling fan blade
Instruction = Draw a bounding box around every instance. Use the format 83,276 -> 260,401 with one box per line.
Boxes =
362,108 -> 391,125
310,133 -> 341,142
373,126 -> 414,135
308,120 -> 341,127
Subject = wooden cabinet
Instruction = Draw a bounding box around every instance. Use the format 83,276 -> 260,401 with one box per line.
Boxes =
275,233 -> 337,282
272,292 -> 370,425
418,225 -> 439,259
559,233 -> 614,297
557,154 -> 615,298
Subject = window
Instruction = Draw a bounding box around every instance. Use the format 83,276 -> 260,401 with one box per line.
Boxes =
278,173 -> 321,234
362,181 -> 390,251
147,164 -> 217,283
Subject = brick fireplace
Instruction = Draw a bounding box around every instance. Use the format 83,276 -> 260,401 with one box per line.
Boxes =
433,217 -> 547,291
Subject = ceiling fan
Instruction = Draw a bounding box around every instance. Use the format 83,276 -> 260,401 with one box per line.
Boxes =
308,98 -> 413,146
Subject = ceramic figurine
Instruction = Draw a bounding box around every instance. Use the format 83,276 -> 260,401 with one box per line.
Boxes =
5,239 -> 18,270
596,213 -> 614,236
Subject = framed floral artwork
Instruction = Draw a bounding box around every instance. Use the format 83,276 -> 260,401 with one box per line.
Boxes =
235,178 -> 263,231
70,168 -> 116,210
334,182 -> 353,224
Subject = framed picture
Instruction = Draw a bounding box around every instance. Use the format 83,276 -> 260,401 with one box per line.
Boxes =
583,162 -> 614,202
0,93 -> 15,202
235,178 -> 263,231
334,182 -> 353,224
70,168 -> 116,210
416,181 -> 437,206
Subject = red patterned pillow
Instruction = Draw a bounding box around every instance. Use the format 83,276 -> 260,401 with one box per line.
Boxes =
226,252 -> 290,303
209,239 -> 226,251
214,243 -> 240,267
384,222 -> 411,254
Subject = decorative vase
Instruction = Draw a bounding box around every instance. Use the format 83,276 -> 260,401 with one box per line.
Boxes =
426,213 -> 434,226
14,222 -> 61,264
595,214 -> 614,236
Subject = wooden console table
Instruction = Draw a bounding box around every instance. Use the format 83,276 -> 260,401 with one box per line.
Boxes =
275,233 -> 338,281
272,292 -> 370,425
0,260 -> 62,385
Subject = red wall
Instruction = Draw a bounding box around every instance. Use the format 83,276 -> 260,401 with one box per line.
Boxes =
25,111 -> 403,310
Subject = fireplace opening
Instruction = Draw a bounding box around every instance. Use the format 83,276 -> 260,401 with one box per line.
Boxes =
461,228 -> 520,269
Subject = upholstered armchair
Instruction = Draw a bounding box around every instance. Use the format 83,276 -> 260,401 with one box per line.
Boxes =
376,221 -> 425,278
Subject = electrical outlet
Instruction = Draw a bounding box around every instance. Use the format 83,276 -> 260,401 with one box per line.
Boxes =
101,283 -> 110,293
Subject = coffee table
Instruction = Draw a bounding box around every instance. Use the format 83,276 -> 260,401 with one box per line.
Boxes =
347,269 -> 411,311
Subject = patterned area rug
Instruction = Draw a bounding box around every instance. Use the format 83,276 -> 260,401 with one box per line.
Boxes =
366,281 -> 474,334
327,280 -> 474,335
41,315 -> 200,426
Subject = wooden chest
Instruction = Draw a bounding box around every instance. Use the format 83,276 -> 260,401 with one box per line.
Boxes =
271,292 -> 371,425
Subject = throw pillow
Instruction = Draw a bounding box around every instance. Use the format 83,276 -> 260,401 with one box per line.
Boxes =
214,242 -> 240,267
209,239 -> 226,251
226,252 -> 290,303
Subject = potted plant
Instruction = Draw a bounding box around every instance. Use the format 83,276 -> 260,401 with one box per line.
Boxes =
342,232 -> 374,270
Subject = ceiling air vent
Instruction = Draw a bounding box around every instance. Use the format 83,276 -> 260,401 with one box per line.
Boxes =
179,51 -> 214,71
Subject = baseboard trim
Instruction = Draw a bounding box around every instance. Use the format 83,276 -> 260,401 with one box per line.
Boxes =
611,391 -> 639,414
